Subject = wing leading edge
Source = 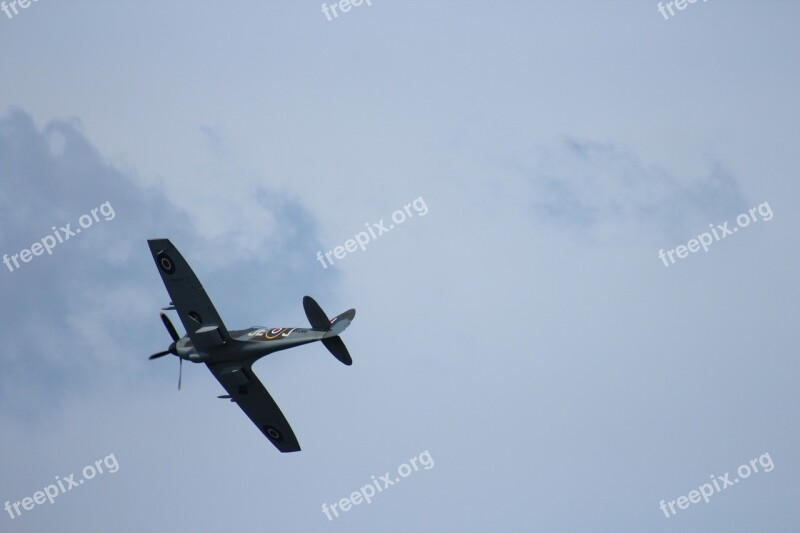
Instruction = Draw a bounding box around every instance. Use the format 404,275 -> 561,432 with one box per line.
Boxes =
147,238 -> 230,350
206,363 -> 301,453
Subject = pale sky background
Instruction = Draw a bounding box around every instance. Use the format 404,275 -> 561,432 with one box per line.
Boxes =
1,1 -> 798,532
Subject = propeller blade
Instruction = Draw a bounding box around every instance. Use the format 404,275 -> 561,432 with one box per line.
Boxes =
178,357 -> 183,391
160,312 -> 180,341
148,350 -> 170,360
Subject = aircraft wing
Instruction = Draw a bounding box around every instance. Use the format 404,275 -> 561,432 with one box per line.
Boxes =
206,362 -> 301,452
147,239 -> 230,350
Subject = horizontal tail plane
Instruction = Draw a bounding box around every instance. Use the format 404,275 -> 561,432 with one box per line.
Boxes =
303,296 -> 355,365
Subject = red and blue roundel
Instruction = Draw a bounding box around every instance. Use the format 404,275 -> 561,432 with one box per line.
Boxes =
156,251 -> 176,275
264,327 -> 284,339
263,425 -> 283,441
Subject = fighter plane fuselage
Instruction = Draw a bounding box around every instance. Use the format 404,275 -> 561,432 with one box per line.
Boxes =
175,326 -> 326,363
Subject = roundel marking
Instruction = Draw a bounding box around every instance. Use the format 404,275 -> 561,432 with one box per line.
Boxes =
264,327 -> 284,340
157,251 -> 176,275
264,425 -> 283,441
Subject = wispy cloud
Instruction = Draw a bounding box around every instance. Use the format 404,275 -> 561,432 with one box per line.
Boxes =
0,108 -> 327,413
505,138 -> 747,238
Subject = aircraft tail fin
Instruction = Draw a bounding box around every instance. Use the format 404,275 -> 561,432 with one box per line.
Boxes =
303,296 -> 355,365
303,296 -> 331,330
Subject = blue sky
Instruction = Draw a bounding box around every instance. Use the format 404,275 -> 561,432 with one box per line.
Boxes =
1,1 -> 798,531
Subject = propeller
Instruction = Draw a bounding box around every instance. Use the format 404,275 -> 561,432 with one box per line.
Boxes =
148,349 -> 171,360
148,312 -> 183,391
160,312 -> 179,341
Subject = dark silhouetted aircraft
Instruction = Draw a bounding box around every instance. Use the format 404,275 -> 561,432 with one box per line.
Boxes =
146,239 -> 355,452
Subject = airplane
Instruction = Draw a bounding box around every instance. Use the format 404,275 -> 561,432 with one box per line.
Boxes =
146,238 -> 355,453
